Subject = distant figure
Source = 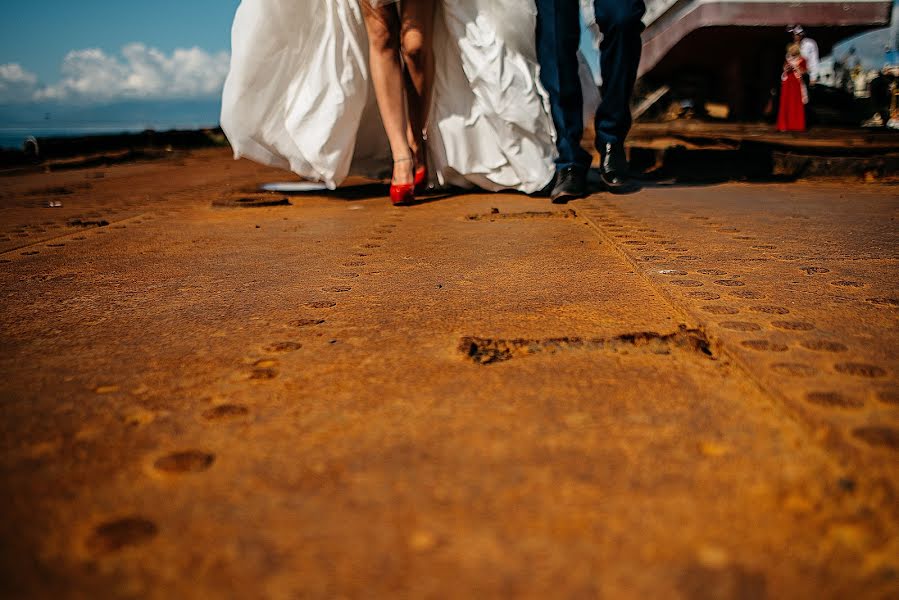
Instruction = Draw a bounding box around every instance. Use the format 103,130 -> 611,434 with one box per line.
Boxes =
789,25 -> 819,85
839,47 -> 860,93
847,46 -> 860,69
833,57 -> 848,91
869,67 -> 892,126
778,43 -> 808,132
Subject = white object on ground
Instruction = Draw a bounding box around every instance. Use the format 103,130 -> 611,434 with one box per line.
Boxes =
260,182 -> 329,193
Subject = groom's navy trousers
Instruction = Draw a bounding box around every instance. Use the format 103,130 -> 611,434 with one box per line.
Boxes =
536,0 -> 646,171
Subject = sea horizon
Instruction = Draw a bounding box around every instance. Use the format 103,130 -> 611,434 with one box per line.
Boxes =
0,122 -> 221,150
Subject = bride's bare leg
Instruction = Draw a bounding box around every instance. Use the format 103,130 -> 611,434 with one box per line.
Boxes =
361,3 -> 414,184
400,0 -> 436,168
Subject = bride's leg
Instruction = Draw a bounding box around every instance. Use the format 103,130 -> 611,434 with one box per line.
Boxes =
399,0 -> 436,168
361,3 -> 414,184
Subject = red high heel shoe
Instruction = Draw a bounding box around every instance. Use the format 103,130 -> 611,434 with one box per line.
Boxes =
390,157 -> 415,206
390,182 -> 414,206
414,165 -> 428,195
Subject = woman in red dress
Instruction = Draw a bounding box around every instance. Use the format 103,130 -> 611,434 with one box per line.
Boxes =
777,43 -> 808,132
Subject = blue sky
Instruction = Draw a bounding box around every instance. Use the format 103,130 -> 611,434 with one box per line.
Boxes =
0,1 -> 238,85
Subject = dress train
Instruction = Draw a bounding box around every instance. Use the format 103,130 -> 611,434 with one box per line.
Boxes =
221,0 -> 559,193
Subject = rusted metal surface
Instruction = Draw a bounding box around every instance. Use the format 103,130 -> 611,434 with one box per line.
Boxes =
0,149 -> 896,597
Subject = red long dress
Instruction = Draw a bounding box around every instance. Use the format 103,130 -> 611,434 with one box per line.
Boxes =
777,57 -> 807,132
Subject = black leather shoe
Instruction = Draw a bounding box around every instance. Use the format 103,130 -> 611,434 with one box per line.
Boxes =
534,177 -> 554,198
599,143 -> 630,192
550,167 -> 587,203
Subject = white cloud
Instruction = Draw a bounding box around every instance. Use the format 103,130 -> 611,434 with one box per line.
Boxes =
33,44 -> 230,103
0,63 -> 40,102
37,44 -> 230,102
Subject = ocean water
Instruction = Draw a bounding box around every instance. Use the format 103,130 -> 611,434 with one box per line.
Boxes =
0,124 -> 219,150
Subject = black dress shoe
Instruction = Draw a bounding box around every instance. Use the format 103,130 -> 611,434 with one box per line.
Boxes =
550,167 -> 586,203
599,143 -> 630,191
534,177 -> 554,198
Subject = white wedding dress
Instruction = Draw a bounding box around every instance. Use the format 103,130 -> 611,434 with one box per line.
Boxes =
221,0 -> 558,193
